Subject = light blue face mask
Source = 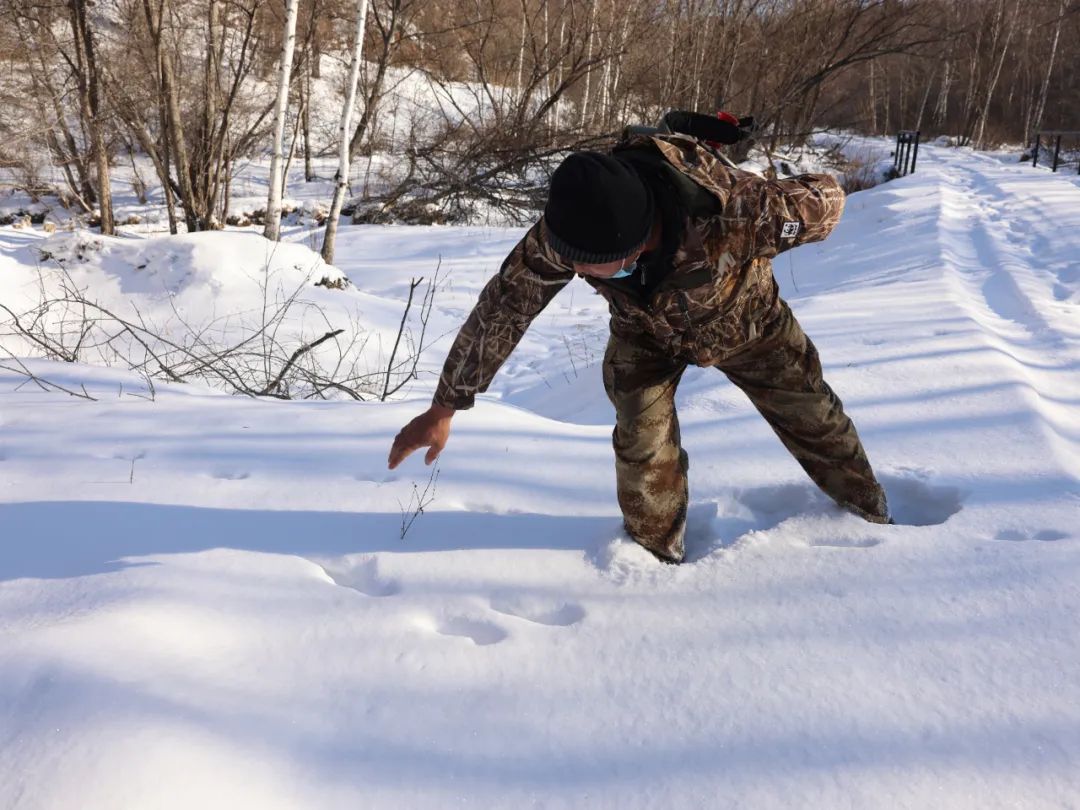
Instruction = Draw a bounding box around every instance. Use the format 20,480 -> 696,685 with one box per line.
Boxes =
610,260 -> 637,279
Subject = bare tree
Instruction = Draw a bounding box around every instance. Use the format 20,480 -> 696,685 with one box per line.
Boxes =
347,0 -> 418,159
322,0 -> 370,264
973,0 -> 1022,147
264,0 -> 301,240
1030,0 -> 1067,137
67,0 -> 115,234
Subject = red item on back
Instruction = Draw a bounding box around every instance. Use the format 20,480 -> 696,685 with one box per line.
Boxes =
704,111 -> 741,150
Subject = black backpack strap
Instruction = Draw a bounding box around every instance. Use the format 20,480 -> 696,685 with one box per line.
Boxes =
613,143 -> 721,220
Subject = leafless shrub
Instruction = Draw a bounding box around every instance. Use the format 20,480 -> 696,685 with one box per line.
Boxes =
839,158 -> 885,194
350,109 -> 610,225
0,252 -> 445,402
0,354 -> 97,400
809,141 -> 889,195
399,461 -> 439,540
381,257 -> 442,401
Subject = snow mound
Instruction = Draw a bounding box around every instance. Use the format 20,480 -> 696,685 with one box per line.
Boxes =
0,229 -> 429,399
31,230 -> 348,295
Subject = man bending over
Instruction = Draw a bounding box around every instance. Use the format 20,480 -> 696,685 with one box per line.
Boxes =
388,132 -> 890,563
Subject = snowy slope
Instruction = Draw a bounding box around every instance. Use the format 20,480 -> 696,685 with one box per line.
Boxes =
1,144 -> 1078,809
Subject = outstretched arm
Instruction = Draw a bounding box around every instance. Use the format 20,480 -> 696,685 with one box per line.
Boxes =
432,219 -> 574,410
387,219 -> 573,469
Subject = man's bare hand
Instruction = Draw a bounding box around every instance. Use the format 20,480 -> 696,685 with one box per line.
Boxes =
388,403 -> 455,469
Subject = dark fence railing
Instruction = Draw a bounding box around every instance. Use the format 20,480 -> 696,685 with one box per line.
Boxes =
893,130 -> 920,177
1032,131 -> 1080,174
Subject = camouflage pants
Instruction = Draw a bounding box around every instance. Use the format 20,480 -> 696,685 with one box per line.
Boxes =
602,299 -> 889,563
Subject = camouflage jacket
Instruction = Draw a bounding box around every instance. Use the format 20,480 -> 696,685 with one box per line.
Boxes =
433,133 -> 846,410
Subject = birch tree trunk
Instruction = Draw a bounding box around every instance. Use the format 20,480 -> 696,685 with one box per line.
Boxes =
515,0 -> 527,107
203,0 -> 227,227
282,103 -> 303,196
881,62 -> 890,135
264,0 -> 301,241
608,6 -> 631,128
543,1 -> 551,128
220,132 -> 232,224
579,0 -> 595,128
321,0 -> 369,265
933,58 -> 951,127
899,64 -> 908,127
663,0 -> 679,105
692,12 -> 712,112
915,65 -> 936,132
552,13 -> 566,128
302,68 -> 314,181
868,60 -> 878,134
598,0 -> 612,126
715,3 -> 747,113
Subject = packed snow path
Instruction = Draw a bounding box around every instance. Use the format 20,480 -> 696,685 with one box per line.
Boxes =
1,144 -> 1078,809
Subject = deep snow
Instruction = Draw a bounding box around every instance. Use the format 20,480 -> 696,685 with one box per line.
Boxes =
1,142 -> 1078,809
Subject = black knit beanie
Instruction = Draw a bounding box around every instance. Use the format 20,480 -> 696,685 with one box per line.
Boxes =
544,152 -> 654,264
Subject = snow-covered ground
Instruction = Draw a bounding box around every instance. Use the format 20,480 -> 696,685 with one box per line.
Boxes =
1,143 -> 1078,809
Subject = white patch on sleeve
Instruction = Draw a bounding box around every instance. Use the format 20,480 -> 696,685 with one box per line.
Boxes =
781,221 -> 801,239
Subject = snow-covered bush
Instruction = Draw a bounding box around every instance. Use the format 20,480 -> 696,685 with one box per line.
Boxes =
0,232 -> 435,401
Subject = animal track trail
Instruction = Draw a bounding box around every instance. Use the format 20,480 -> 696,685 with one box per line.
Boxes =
489,596 -> 586,627
414,615 -> 508,646
995,529 -> 1069,543
415,595 -> 585,648
435,617 -> 508,646
810,536 -> 882,549
212,469 -> 250,481
319,556 -> 402,597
